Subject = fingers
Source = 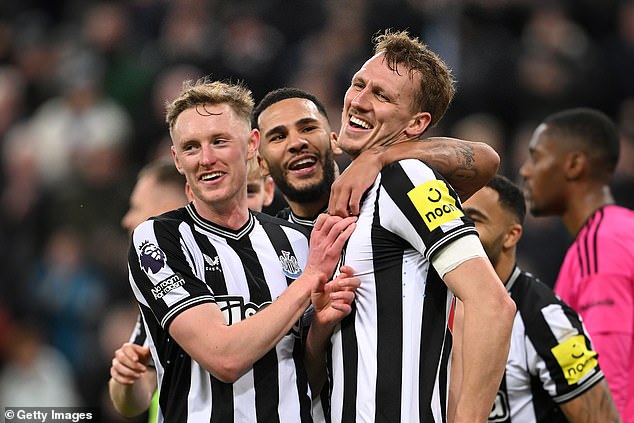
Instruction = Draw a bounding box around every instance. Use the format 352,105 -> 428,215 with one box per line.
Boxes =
328,178 -> 350,218
329,274 -> 360,293
337,265 -> 356,279
110,343 -> 151,385
347,189 -> 362,217
311,215 -> 357,252
111,359 -> 144,384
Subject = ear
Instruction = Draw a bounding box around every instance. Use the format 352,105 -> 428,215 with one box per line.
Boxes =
257,152 -> 271,177
330,132 -> 343,156
564,151 -> 587,181
404,111 -> 432,138
503,223 -> 522,249
247,129 -> 260,161
185,183 -> 194,201
171,145 -> 185,175
262,176 -> 275,207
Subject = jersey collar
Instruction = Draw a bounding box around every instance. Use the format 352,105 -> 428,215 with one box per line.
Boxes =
186,203 -> 255,240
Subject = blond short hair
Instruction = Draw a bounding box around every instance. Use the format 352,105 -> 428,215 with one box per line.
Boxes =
165,77 -> 254,134
373,29 -> 455,128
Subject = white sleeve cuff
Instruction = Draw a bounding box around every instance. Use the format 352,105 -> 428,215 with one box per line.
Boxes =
431,234 -> 487,279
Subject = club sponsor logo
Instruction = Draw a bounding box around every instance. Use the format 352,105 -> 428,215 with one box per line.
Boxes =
216,296 -> 300,337
551,334 -> 598,384
489,391 -> 510,422
407,180 -> 463,231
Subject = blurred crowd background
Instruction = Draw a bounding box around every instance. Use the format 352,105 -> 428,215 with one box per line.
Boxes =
0,0 -> 633,419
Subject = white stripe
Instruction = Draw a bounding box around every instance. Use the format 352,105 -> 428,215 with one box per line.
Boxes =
187,360 -> 212,421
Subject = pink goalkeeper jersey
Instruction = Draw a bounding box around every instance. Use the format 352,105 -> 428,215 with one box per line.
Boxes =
554,205 -> 634,421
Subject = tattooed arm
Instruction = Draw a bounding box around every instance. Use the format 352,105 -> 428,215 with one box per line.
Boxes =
328,137 -> 500,216
559,379 -> 621,422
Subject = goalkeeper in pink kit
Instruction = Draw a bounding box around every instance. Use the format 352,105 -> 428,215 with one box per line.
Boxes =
521,107 -> 634,421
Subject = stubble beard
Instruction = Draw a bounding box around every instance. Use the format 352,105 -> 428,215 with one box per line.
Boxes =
272,149 -> 336,205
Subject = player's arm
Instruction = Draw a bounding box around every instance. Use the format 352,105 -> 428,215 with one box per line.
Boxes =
169,214 -> 357,383
109,342 -> 156,417
448,298 -> 464,423
329,137 -> 499,216
304,265 -> 359,396
437,239 -> 515,423
558,379 -> 621,422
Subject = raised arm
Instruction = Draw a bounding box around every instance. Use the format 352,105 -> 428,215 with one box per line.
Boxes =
329,137 -> 500,216
169,215 -> 357,383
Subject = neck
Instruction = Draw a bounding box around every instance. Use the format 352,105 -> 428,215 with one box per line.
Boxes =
192,198 -> 250,230
562,184 -> 614,235
286,197 -> 328,219
495,251 -> 516,287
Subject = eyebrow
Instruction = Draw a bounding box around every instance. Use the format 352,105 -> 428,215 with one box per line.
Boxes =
463,207 -> 487,220
263,117 -> 320,139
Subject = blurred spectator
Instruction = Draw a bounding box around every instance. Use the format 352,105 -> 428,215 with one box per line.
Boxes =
0,319 -> 80,406
29,226 -> 108,375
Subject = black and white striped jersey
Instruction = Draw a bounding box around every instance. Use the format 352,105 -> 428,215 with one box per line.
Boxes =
489,266 -> 604,423
275,207 -> 329,423
329,159 -> 478,423
129,204 -> 314,423
275,207 -> 323,233
128,312 -> 146,345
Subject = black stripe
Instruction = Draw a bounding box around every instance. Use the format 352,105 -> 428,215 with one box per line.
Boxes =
439,327 -> 451,423
210,377 -> 234,423
491,372 -> 511,422
371,195 -> 405,423
263,212 -> 313,422
529,373 -> 566,422
575,240 -> 585,278
227,236 -> 280,423
191,230 -> 227,295
581,215 -> 592,277
259,217 -> 298,287
260,216 -> 312,422
590,209 -> 604,274
340,307 -> 358,422
512,272 -> 595,399
418,268 -> 448,422
380,163 -> 430,240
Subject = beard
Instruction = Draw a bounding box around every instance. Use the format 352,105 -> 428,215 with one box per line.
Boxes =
271,149 -> 336,205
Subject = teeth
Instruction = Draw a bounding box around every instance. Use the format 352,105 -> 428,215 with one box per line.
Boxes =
201,172 -> 223,181
289,157 -> 316,170
350,116 -> 372,129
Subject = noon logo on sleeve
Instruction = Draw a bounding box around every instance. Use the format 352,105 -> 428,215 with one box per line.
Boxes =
551,334 -> 598,384
407,180 -> 464,231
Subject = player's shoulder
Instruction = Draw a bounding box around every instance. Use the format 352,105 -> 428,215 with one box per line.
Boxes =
253,211 -> 311,240
510,270 -> 561,313
134,207 -> 189,234
381,158 -> 444,186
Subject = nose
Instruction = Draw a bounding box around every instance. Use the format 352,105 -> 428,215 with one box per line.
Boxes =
519,160 -> 530,179
287,130 -> 309,153
200,144 -> 217,166
350,86 -> 371,110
